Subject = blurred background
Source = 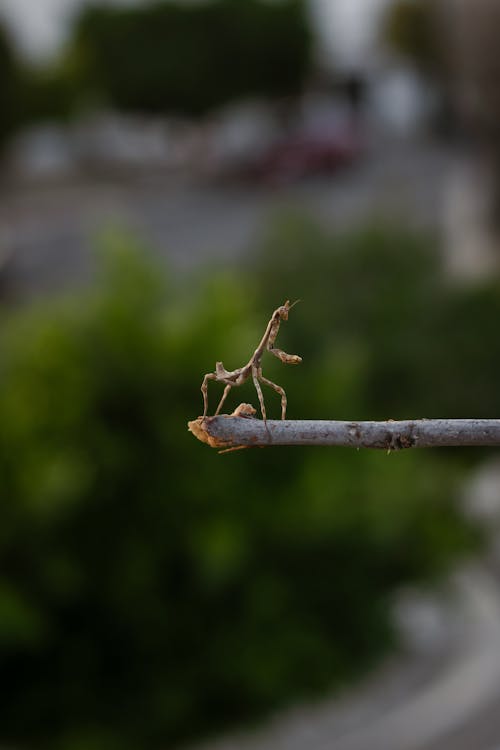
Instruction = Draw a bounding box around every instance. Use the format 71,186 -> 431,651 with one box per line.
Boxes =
3,1 -> 500,749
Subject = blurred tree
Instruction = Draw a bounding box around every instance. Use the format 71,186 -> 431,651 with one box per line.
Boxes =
16,64 -> 78,125
0,222 -> 484,749
66,0 -> 313,116
383,0 -> 439,74
0,22 -> 21,150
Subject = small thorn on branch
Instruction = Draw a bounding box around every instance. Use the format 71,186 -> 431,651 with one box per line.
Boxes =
188,415 -> 500,452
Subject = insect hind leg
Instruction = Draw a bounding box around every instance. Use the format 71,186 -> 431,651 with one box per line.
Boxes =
259,374 -> 287,420
215,384 -> 232,416
252,368 -> 267,423
201,372 -> 218,419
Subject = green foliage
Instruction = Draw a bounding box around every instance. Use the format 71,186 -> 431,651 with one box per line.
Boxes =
16,64 -> 79,125
66,0 -> 312,116
383,0 -> 440,73
0,22 -> 22,148
0,223 -> 483,749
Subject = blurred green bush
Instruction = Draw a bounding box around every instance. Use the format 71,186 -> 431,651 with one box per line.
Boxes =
0,221 -> 487,749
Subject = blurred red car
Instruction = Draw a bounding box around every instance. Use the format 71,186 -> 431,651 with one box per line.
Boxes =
245,126 -> 362,184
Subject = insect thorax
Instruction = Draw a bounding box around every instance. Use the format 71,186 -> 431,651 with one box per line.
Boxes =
216,361 -> 232,378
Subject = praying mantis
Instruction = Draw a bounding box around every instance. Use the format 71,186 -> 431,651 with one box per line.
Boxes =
201,300 -> 302,422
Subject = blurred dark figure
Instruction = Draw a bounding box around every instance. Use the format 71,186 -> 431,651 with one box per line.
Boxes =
343,72 -> 368,126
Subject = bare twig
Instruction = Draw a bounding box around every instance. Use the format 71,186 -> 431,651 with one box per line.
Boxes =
188,415 -> 500,452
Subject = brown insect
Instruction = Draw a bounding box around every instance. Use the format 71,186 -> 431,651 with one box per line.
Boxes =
201,300 -> 302,422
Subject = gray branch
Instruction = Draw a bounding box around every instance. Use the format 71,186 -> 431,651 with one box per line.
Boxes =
190,417 -> 500,451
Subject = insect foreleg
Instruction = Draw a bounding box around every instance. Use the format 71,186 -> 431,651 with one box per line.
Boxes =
268,347 -> 302,365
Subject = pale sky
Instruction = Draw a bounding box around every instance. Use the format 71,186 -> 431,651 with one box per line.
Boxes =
0,0 -> 392,69
311,0 -> 393,69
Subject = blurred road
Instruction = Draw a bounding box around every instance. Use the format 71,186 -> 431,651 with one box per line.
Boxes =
0,139 -> 453,300
192,563 -> 500,750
